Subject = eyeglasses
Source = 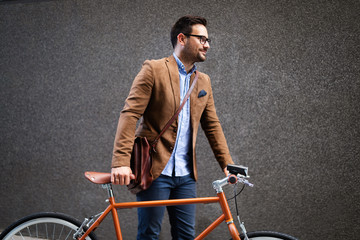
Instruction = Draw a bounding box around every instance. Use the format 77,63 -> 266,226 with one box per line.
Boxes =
184,34 -> 211,45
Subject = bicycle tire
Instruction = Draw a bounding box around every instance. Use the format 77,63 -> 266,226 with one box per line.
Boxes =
0,212 -> 97,240
230,230 -> 298,240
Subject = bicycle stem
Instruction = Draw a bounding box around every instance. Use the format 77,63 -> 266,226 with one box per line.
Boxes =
212,176 -> 229,193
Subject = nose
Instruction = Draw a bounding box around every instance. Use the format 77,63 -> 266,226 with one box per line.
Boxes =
204,40 -> 210,49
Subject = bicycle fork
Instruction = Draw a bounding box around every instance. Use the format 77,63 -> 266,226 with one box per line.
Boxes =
237,215 -> 249,240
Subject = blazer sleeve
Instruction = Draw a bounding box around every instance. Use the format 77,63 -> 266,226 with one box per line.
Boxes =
111,60 -> 154,168
200,77 -> 234,169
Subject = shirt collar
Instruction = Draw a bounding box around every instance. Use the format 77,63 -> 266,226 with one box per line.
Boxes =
173,52 -> 197,75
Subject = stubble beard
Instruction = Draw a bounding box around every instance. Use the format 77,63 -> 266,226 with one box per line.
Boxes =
183,42 -> 207,63
193,48 -> 207,63
197,52 -> 206,62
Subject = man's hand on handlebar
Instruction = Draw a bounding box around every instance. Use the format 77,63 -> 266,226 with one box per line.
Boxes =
223,167 -> 229,176
111,167 -> 135,185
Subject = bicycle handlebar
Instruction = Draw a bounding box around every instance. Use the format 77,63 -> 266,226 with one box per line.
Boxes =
212,174 -> 254,193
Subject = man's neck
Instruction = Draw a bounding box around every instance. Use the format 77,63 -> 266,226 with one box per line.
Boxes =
174,50 -> 195,73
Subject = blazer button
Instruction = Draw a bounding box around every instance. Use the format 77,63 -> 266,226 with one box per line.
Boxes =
173,128 -> 177,132
169,146 -> 173,151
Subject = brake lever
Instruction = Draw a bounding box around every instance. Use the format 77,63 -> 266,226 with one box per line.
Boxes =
238,178 -> 254,187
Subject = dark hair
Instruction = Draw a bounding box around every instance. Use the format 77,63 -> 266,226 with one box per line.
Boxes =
170,15 -> 207,48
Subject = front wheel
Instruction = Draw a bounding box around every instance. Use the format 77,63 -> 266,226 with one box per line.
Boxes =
234,230 -> 298,240
0,212 -> 97,240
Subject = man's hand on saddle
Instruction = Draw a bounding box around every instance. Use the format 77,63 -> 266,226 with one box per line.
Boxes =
111,166 -> 135,185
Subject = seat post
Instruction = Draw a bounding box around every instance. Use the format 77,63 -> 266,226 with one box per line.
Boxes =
102,183 -> 114,198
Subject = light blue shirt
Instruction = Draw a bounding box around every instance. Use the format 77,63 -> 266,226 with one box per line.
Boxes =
161,53 -> 197,177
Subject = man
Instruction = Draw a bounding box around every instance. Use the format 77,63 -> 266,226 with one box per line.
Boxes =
111,15 -> 233,240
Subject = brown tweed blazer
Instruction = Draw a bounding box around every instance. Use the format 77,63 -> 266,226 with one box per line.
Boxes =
112,55 -> 233,180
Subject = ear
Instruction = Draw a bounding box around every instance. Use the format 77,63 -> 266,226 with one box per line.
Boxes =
177,33 -> 187,46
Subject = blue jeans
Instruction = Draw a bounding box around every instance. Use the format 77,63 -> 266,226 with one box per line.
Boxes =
136,174 -> 196,240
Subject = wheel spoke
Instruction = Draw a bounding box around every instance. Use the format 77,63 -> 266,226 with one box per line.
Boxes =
46,223 -> 48,239
18,230 -> 25,240
59,225 -> 65,239
65,229 -> 72,240
26,226 -> 31,237
52,224 -> 56,240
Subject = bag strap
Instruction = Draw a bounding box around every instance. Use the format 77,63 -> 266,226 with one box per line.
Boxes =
151,71 -> 199,150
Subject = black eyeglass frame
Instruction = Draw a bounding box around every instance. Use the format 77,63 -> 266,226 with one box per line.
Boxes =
184,34 -> 211,45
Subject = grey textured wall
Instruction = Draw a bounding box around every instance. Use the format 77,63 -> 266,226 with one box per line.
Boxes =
1,0 -> 359,239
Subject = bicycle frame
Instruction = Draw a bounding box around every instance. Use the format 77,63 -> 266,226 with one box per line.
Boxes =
79,173 -> 241,240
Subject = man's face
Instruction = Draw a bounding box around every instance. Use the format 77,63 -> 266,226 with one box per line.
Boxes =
183,24 -> 210,63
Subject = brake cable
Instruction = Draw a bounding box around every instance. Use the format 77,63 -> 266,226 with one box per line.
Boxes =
227,183 -> 245,201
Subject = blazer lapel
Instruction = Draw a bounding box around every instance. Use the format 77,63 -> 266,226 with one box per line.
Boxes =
165,55 -> 180,112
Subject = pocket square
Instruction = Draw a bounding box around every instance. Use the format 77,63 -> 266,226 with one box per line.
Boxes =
198,90 -> 207,98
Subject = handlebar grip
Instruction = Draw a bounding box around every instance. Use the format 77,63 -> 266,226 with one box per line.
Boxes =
228,174 -> 237,184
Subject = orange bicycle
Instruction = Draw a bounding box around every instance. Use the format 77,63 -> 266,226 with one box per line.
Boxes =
0,164 -> 297,240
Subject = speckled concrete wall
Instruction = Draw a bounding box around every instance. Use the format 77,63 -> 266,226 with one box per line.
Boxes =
1,0 -> 359,239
